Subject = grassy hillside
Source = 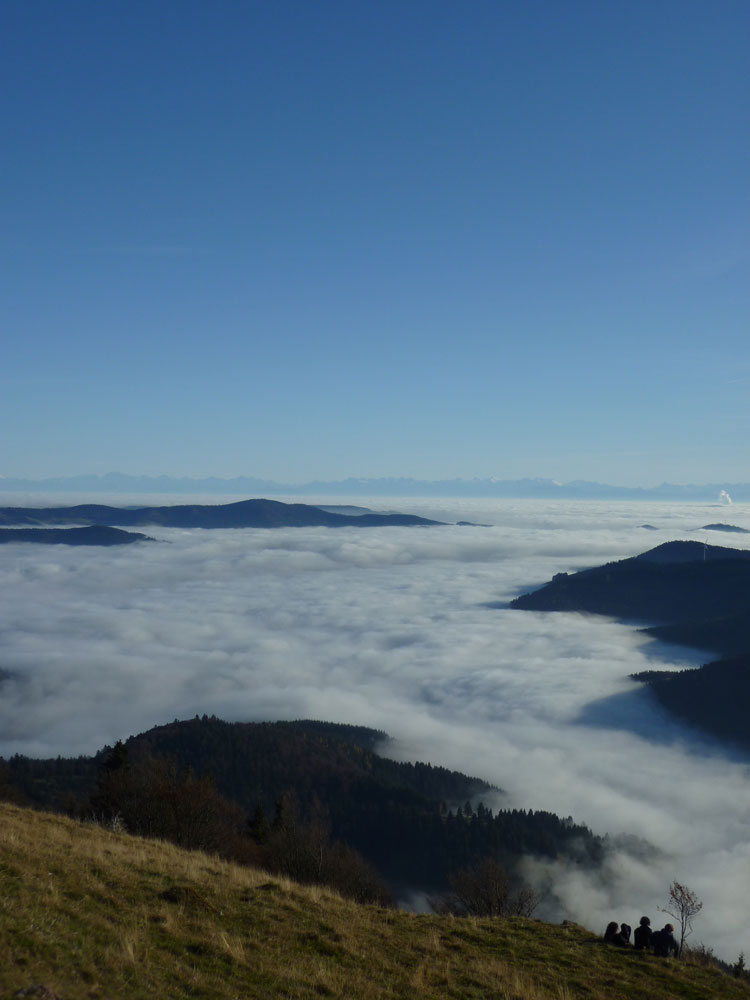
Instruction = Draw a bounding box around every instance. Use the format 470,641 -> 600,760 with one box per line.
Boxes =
1,803 -> 746,1000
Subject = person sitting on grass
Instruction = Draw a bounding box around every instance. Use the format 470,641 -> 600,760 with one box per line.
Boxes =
633,916 -> 653,951
604,921 -> 620,944
652,923 -> 679,957
604,922 -> 630,946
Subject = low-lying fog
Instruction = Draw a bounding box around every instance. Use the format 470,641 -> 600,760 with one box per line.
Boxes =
1,495 -> 748,959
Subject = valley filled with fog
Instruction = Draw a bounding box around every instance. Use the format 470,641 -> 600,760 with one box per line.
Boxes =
1,495 -> 748,958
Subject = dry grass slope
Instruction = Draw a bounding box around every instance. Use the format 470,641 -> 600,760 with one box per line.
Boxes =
1,803 -> 747,1000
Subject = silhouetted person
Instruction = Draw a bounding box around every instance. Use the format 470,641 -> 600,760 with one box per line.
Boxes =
652,923 -> 679,957
634,916 -> 653,951
603,921 -> 633,947
604,921 -> 620,944
604,921 -> 630,946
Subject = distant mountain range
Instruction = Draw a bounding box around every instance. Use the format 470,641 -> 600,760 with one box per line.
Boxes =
511,540 -> 750,751
1,472 -> 748,500
0,498 -> 446,530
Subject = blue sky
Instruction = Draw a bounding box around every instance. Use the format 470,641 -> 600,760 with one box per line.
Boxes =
2,0 -> 748,486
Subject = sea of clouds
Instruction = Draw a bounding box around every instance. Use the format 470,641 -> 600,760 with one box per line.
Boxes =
1,494 -> 748,959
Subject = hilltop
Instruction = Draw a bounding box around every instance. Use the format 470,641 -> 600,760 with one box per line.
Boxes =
510,540 -> 750,622
1,802 -> 746,1000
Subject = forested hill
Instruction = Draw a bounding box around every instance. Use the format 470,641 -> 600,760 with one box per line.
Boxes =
2,716 -> 603,889
511,540 -> 750,751
0,498 -> 445,529
510,540 -> 750,623
0,525 -> 152,545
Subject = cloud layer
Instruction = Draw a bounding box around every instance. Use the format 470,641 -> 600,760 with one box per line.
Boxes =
1,495 -> 749,958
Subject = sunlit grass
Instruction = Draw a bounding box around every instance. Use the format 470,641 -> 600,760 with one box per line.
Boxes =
1,802 -> 746,999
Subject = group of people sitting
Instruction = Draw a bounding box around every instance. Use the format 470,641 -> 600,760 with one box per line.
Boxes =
604,916 -> 679,957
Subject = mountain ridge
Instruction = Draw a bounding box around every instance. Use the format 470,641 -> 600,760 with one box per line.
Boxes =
0,498 -> 445,530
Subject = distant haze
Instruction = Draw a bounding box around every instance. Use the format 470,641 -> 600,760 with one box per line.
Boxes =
2,473 -> 750,502
1,494 -> 748,960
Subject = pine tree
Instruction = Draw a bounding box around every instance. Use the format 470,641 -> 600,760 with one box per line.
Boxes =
248,801 -> 270,844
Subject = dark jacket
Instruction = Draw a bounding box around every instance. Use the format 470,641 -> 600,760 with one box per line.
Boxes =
633,924 -> 653,950
652,927 -> 679,957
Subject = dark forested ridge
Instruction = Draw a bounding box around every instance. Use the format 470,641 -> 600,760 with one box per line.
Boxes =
1,716 -> 603,889
511,540 -> 750,750
0,498 -> 445,529
0,525 -> 152,546
643,612 -> 750,659
631,656 -> 750,751
510,541 -> 750,622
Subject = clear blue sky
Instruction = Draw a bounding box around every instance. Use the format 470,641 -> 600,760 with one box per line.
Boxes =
2,0 -> 748,486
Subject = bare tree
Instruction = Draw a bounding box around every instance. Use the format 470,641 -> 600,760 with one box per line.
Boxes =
661,881 -> 703,956
430,858 -> 538,918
